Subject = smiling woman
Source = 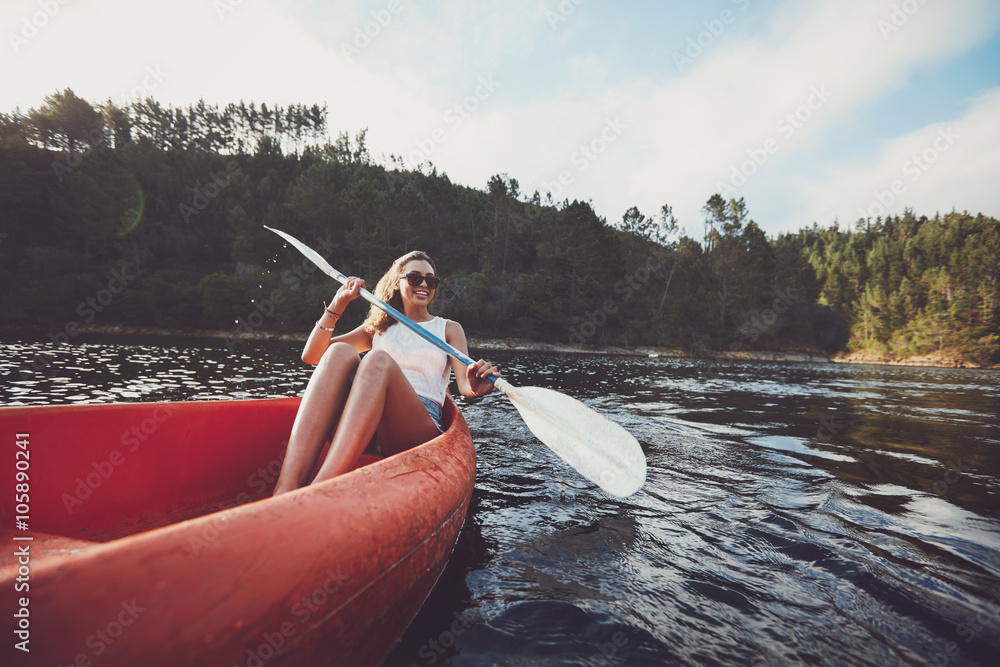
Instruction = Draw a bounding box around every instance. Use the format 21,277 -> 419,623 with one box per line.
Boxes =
271,249 -> 500,494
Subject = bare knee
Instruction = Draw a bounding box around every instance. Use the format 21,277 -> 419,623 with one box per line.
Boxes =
357,349 -> 395,378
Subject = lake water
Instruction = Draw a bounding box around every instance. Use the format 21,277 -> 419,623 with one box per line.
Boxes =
2,333 -> 999,666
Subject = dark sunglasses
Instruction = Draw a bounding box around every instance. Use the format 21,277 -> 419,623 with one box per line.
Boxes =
401,272 -> 441,290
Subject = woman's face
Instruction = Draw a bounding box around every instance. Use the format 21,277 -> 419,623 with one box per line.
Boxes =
398,259 -> 437,306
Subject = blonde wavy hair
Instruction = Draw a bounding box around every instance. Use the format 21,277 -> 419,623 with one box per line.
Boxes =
363,251 -> 438,335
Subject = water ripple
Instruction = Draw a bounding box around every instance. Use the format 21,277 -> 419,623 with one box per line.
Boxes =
2,336 -> 999,666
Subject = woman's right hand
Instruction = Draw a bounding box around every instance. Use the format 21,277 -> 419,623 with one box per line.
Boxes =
331,277 -> 365,313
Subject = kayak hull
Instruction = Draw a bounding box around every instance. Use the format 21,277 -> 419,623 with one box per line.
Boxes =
0,396 -> 475,666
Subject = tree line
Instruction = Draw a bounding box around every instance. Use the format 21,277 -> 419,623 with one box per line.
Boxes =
1,90 -> 997,364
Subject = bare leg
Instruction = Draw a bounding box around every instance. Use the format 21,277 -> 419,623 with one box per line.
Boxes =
310,350 -> 440,485
273,343 -> 360,495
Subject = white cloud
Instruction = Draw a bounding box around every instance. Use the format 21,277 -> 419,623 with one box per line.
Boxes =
795,88 -> 1000,227
0,0 -> 443,162
578,0 -> 1000,231
332,0 -> 999,233
375,0 -> 1000,232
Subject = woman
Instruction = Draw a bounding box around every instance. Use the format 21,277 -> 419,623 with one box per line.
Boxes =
272,250 -> 498,495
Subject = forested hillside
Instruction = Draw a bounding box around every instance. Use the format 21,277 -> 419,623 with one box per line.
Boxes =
1,90 -> 997,364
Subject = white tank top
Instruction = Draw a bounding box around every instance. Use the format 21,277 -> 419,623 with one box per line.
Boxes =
371,317 -> 451,406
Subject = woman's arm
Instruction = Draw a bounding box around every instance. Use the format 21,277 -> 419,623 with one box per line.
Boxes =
302,324 -> 372,365
445,320 -> 499,399
301,277 -> 373,365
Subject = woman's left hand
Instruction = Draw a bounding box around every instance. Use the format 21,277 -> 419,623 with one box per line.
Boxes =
467,359 -> 499,398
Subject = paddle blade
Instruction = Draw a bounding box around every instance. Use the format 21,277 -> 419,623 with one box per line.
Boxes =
494,379 -> 646,497
264,226 -> 345,283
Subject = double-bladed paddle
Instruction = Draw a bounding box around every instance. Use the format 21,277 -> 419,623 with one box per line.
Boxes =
265,226 -> 646,497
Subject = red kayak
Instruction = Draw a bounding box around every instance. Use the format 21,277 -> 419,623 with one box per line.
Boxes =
0,396 -> 475,666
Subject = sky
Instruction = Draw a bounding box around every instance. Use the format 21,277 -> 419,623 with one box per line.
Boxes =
2,0 -> 999,238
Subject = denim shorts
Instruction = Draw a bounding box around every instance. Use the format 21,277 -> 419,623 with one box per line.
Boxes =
420,396 -> 445,434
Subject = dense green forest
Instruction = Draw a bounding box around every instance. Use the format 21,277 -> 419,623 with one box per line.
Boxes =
1,90 -> 998,364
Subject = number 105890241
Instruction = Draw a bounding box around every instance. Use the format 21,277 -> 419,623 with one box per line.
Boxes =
14,433 -> 30,531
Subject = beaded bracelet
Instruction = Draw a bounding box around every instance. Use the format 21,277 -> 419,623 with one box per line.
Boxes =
322,301 -> 342,319
315,320 -> 335,332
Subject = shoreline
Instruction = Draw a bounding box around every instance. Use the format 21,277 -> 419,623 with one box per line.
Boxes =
1,323 -> 996,370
